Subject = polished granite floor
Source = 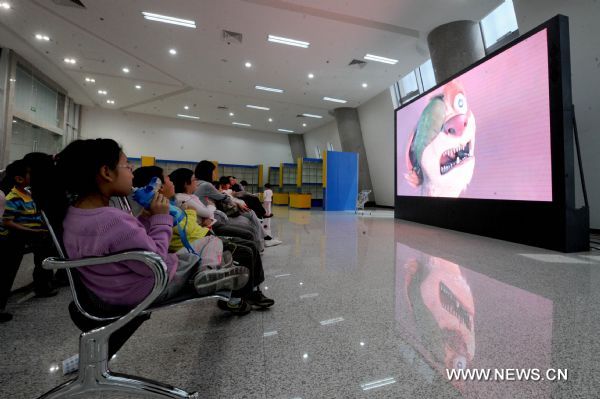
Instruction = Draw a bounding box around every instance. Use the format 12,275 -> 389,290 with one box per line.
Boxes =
1,208 -> 599,398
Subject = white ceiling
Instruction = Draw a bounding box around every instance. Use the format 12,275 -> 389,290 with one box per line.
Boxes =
0,0 -> 501,134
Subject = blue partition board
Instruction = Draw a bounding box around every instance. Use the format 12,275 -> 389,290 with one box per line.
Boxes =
324,151 -> 358,211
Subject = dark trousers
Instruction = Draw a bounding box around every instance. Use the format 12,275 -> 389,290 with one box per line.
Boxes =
213,222 -> 256,242
221,237 -> 265,298
237,194 -> 267,218
0,231 -> 56,310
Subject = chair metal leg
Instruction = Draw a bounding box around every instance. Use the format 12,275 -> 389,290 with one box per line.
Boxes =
38,329 -> 199,398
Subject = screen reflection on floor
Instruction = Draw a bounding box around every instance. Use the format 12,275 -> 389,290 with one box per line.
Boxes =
395,243 -> 553,398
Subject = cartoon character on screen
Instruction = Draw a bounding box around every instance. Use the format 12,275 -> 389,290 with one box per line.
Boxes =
405,80 -> 476,197
404,255 -> 475,391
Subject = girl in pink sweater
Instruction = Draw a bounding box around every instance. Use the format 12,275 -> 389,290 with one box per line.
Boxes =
34,139 -> 245,307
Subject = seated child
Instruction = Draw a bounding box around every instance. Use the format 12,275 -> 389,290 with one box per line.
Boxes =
31,139 -> 247,307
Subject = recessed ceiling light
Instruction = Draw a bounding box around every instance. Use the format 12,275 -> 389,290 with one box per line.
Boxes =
267,34 -> 309,48
268,118 -> 273,122
246,104 -> 270,111
97,90 -> 107,95
302,123 -> 307,127
278,128 -> 294,133
63,58 -> 76,64
106,99 -> 115,104
255,85 -> 284,93
308,73 -> 314,79
364,53 -> 398,65
169,48 -> 177,55
85,77 -> 96,83
142,12 -> 196,29
229,112 -> 234,116
135,84 -> 142,89
302,353 -> 309,359
9,78 -> 15,82
0,2 -> 10,10
302,113 -> 322,119
244,61 -> 252,68
184,105 -> 189,110
362,83 -> 368,88
35,34 -> 50,41
233,122 -> 251,127
12,119 -> 16,123
323,96 -> 347,104
177,113 -> 200,120
122,67 -> 130,73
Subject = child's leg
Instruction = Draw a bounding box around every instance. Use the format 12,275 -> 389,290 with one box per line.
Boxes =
264,201 -> 272,215
0,235 -> 27,310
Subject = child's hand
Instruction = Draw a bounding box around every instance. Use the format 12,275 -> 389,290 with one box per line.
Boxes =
150,193 -> 170,215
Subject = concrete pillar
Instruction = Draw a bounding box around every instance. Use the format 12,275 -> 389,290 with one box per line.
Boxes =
288,134 -> 306,161
427,20 -> 485,83
333,107 -> 374,199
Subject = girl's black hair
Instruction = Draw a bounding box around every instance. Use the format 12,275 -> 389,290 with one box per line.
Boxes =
218,176 -> 230,186
264,183 -> 271,189
169,168 -> 194,194
194,160 -> 215,182
31,139 -> 122,236
132,166 -> 164,188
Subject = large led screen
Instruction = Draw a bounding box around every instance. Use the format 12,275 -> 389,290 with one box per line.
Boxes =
396,29 -> 551,201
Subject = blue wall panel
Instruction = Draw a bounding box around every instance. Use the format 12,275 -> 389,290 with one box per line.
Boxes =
324,151 -> 358,211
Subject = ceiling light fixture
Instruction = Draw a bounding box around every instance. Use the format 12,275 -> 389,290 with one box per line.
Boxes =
246,104 -> 270,111
106,99 -> 115,104
244,61 -> 252,68
85,77 -> 96,83
267,34 -> 309,48
323,96 -> 347,104
35,34 -> 50,41
362,82 -> 368,88
122,67 -> 130,73
308,73 -> 314,79
135,84 -> 142,89
229,112 -> 234,116
301,113 -> 322,119
0,2 -> 10,10
364,53 -> 398,65
169,48 -> 177,55
255,85 -> 284,93
302,123 -> 307,127
278,128 -> 294,133
184,105 -> 189,110
177,113 -> 200,120
233,122 -> 251,127
268,118 -> 273,122
63,58 -> 76,64
142,12 -> 196,29
97,90 -> 107,95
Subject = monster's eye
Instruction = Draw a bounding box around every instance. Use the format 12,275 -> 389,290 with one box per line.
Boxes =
454,93 -> 467,113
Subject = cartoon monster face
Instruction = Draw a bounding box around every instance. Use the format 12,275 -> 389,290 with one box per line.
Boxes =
406,80 -> 476,197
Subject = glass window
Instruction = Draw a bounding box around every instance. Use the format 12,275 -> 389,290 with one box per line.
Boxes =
480,0 -> 518,48
399,71 -> 419,102
418,59 -> 436,92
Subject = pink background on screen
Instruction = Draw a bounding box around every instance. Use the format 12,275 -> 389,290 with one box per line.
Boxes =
396,29 -> 552,201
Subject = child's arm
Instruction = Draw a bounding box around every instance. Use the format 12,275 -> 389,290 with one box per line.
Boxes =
2,219 -> 47,233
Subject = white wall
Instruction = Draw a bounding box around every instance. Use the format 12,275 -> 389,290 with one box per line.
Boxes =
303,121 -> 341,158
81,107 -> 293,170
512,0 -> 600,228
357,90 -> 395,206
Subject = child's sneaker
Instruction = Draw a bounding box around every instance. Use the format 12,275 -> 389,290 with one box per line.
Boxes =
193,265 -> 249,296
264,239 -> 282,247
217,299 -> 252,315
246,290 -> 274,308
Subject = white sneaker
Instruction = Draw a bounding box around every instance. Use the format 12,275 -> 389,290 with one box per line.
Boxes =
264,239 -> 283,247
